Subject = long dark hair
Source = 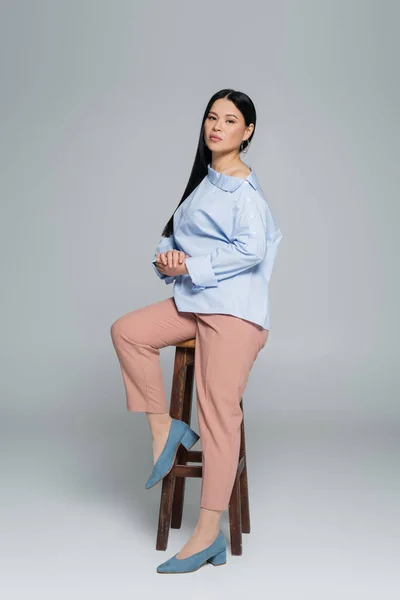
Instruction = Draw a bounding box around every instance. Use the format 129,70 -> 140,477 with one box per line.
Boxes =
160,88 -> 257,237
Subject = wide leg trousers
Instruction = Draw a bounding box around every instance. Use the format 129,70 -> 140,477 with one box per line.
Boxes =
110,297 -> 269,511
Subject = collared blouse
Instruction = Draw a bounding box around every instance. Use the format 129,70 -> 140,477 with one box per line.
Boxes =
151,163 -> 282,330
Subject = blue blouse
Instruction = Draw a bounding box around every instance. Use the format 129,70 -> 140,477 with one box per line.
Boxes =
152,163 -> 282,330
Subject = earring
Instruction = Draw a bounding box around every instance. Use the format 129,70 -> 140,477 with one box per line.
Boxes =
240,139 -> 250,154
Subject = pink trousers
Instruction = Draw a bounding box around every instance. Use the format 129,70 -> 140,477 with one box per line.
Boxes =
110,297 -> 269,511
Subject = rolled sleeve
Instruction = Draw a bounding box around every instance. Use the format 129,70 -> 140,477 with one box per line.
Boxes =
151,260 -> 176,284
152,234 -> 178,284
185,255 -> 219,289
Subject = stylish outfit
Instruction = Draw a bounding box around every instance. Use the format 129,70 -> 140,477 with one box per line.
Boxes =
111,163 -> 282,511
152,163 -> 282,331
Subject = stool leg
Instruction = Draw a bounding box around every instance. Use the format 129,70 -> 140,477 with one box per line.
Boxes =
170,472 -> 184,529
239,399 -> 251,534
240,463 -> 251,534
171,359 -> 195,529
156,347 -> 189,551
228,470 -> 242,555
156,473 -> 176,551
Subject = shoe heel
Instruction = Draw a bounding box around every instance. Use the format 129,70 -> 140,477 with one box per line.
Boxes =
180,427 -> 200,450
208,549 -> 226,566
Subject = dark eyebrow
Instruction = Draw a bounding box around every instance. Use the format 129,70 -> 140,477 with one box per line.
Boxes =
208,111 -> 238,119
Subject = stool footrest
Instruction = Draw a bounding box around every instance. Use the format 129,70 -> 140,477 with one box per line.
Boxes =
174,464 -> 203,477
172,457 -> 245,479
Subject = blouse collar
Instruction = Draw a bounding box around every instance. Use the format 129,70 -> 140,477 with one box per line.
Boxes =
207,163 -> 259,192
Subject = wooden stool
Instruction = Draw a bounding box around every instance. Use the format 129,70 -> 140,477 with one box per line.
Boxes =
156,338 -> 251,556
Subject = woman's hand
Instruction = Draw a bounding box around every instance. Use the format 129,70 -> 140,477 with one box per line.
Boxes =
155,250 -> 190,276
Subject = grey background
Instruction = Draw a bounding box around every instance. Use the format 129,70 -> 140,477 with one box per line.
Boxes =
1,0 -> 399,598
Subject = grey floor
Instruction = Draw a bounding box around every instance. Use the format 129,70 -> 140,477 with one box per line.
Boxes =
1,400 -> 399,599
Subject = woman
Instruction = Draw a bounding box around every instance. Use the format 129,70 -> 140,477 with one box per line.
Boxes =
110,88 -> 283,574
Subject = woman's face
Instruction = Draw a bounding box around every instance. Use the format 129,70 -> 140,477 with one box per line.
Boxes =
203,98 -> 253,154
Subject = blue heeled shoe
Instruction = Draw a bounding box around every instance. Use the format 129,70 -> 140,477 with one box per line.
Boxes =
145,418 -> 199,489
156,531 -> 227,574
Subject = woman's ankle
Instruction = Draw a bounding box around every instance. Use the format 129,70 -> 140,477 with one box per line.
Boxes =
146,412 -> 172,439
194,508 -> 222,538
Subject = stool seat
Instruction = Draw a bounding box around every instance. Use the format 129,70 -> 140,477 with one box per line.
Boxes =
156,337 -> 251,556
174,339 -> 196,349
